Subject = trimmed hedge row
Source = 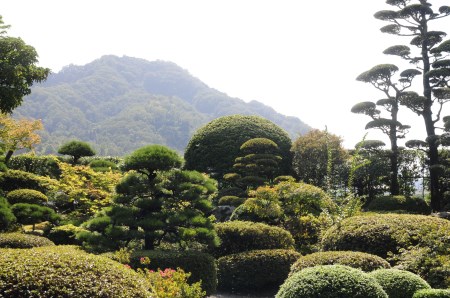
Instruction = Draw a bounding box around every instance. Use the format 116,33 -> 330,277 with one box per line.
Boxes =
276,265 -> 388,298
321,214 -> 450,259
212,221 -> 295,257
217,249 -> 301,295
0,246 -> 152,297
6,189 -> 48,205
129,250 -> 217,295
0,232 -> 55,248
413,289 -> 450,298
290,251 -> 390,275
366,195 -> 431,214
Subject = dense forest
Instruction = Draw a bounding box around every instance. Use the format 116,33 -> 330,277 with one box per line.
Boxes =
13,55 -> 310,155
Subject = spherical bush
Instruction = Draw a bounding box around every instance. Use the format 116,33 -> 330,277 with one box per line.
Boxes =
0,246 -> 152,297
413,289 -> 450,298
290,251 -> 390,275
276,265 -> 388,298
368,269 -> 431,298
0,232 -> 55,248
6,188 -> 48,205
218,249 -> 301,295
213,221 -> 295,257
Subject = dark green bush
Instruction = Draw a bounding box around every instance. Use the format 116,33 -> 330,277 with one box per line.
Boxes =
0,232 -> 55,248
212,221 -> 295,257
368,269 -> 431,298
217,187 -> 246,198
0,205 -> 16,231
276,265 -> 388,298
413,289 -> 450,298
366,195 -> 431,214
218,249 -> 301,295
46,224 -> 87,245
88,159 -> 119,172
6,188 -> 48,205
290,251 -> 390,275
0,170 -> 56,193
218,196 -> 246,207
0,246 -> 152,297
129,250 -> 217,295
8,154 -> 61,178
321,214 -> 450,259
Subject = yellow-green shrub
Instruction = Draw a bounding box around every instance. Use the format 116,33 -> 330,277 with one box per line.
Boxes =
6,188 -> 48,205
0,232 -> 54,248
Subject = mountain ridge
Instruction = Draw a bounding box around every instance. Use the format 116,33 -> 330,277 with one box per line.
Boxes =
14,55 -> 311,155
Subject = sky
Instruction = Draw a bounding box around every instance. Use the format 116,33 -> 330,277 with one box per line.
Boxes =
2,0 -> 450,149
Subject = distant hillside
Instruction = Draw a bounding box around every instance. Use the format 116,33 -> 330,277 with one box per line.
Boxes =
14,55 -> 311,155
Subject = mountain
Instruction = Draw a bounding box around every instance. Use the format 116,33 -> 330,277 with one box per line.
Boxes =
14,55 -> 311,155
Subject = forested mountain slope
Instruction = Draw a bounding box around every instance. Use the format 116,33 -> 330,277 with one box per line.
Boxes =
14,55 -> 311,155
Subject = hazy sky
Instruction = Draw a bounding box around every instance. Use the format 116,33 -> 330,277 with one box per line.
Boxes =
2,0 -> 450,148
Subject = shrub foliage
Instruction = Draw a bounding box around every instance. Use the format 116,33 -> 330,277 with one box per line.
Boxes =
368,269 -> 431,298
0,232 -> 55,248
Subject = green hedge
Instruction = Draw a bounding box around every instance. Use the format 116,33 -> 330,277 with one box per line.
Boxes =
8,155 -> 61,179
368,269 -> 431,298
0,232 -> 55,248
0,170 -> 56,193
46,224 -> 87,245
212,221 -> 295,257
217,249 -> 301,295
321,214 -> 450,259
0,197 -> 16,231
290,251 -> 390,275
129,250 -> 217,295
413,289 -> 450,298
366,195 -> 431,214
0,246 -> 152,297
218,196 -> 246,207
276,265 -> 388,298
6,189 -> 48,205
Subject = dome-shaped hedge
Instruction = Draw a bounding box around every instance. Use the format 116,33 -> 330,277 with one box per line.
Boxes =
276,265 -> 388,298
366,195 -> 431,214
212,221 -> 295,257
6,188 -> 48,205
321,214 -> 450,259
413,289 -> 450,298
0,232 -> 55,248
290,251 -> 390,275
184,115 -> 292,178
218,249 -> 301,295
0,246 -> 152,297
368,269 -> 431,298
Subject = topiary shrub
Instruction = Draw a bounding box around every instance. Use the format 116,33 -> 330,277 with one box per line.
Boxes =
321,214 -> 450,259
366,195 -> 431,214
218,249 -> 301,295
0,170 -> 56,193
129,250 -> 217,295
212,221 -> 295,257
218,196 -> 246,207
0,246 -> 152,297
290,251 -> 390,275
368,269 -> 431,298
46,224 -> 87,245
8,154 -> 61,179
0,232 -> 55,248
413,289 -> 450,298
0,197 -> 16,232
88,159 -> 119,172
276,265 -> 388,298
6,188 -> 48,205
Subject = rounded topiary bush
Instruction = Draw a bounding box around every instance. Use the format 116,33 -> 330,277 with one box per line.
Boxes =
290,251 -> 390,275
46,224 -> 87,245
413,289 -> 450,298
366,195 -> 431,214
321,214 -> 450,259
218,249 -> 302,295
184,115 -> 292,178
368,269 -> 431,298
0,246 -> 152,297
6,188 -> 48,205
276,265 -> 388,298
218,196 -> 246,207
88,159 -> 119,172
0,232 -> 55,248
213,221 -> 295,257
0,170 -> 55,192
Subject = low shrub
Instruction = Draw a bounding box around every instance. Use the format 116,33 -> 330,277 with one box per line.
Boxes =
46,224 -> 87,245
290,251 -> 390,275
8,154 -> 61,179
321,214 -> 450,259
129,250 -> 217,295
0,246 -> 152,297
276,265 -> 388,298
0,197 -> 16,232
6,188 -> 48,205
217,196 -> 246,207
0,232 -> 55,248
366,195 -> 431,214
413,289 -> 450,298
217,249 -> 301,295
88,159 -> 119,172
0,170 -> 57,193
212,221 -> 295,257
368,269 -> 431,298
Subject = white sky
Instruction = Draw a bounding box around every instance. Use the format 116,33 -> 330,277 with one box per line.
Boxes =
2,0 -> 450,148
